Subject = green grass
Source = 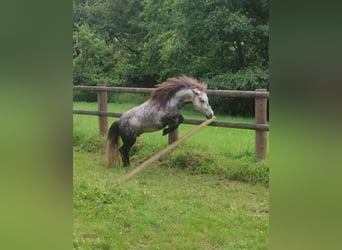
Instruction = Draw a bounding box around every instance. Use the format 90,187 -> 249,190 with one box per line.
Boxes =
73,101 -> 269,249
73,150 -> 268,249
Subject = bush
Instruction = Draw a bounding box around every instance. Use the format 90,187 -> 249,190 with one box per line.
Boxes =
73,91 -> 149,104
215,159 -> 269,186
159,147 -> 216,175
156,145 -> 268,186
203,66 -> 269,117
108,93 -> 149,105
73,91 -> 97,102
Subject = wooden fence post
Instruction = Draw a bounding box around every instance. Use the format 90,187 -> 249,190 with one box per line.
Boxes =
255,89 -> 267,160
168,128 -> 179,144
97,84 -> 108,136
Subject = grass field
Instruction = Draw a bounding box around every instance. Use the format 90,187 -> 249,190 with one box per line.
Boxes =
73,101 -> 269,249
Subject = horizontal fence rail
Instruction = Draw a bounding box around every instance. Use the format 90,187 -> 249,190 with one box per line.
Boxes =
73,110 -> 269,131
73,85 -> 269,159
73,85 -> 269,98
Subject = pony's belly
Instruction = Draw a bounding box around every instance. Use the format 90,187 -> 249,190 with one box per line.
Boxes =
119,103 -> 166,135
127,116 -> 164,135
138,123 -> 164,133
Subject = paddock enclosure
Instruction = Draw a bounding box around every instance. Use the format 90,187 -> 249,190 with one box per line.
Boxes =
73,85 -> 270,248
73,85 -> 269,160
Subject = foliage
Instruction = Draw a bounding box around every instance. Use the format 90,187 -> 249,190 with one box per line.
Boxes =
73,90 -> 98,102
204,66 -> 269,90
107,93 -> 148,104
73,66 -> 268,116
73,24 -> 116,84
73,0 -> 268,86
203,66 -> 269,115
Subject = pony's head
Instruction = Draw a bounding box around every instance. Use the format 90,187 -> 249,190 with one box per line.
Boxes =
192,88 -> 214,119
150,75 -> 214,119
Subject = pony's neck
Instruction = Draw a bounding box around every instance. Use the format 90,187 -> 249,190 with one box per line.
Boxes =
168,88 -> 193,110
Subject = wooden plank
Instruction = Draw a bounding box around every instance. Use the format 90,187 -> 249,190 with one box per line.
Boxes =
207,89 -> 269,98
73,110 -> 122,117
73,85 -> 152,94
182,118 -> 269,131
72,110 -> 269,131
121,116 -> 216,181
73,86 -> 269,98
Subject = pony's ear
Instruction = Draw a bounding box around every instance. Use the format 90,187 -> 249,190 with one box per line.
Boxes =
192,88 -> 201,95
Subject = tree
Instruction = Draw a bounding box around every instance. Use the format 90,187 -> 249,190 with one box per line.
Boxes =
73,24 -> 115,84
73,0 -> 268,87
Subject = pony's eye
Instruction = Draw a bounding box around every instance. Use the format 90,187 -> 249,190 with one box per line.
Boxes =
199,99 -> 205,103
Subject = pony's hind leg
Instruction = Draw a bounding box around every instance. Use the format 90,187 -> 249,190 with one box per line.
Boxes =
119,134 -> 136,166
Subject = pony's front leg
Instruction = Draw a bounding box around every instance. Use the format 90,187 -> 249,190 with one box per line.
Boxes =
162,114 -> 184,136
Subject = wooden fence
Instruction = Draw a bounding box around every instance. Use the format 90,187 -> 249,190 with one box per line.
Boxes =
73,85 -> 269,160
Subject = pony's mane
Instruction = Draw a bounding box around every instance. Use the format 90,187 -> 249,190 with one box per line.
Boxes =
150,76 -> 207,107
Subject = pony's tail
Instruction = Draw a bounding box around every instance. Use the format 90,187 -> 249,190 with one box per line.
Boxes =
105,121 -> 121,167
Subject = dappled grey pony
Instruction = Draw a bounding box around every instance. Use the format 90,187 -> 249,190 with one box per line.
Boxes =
106,76 -> 214,166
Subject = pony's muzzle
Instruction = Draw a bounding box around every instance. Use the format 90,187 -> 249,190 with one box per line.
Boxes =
205,110 -> 214,119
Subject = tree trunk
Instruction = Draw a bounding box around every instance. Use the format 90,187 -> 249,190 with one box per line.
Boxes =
235,39 -> 246,67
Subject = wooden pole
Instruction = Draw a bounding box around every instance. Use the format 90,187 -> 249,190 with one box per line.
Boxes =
73,110 -> 269,131
255,89 -> 267,160
97,84 -> 108,136
168,128 -> 179,144
73,85 -> 269,98
121,116 -> 216,181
